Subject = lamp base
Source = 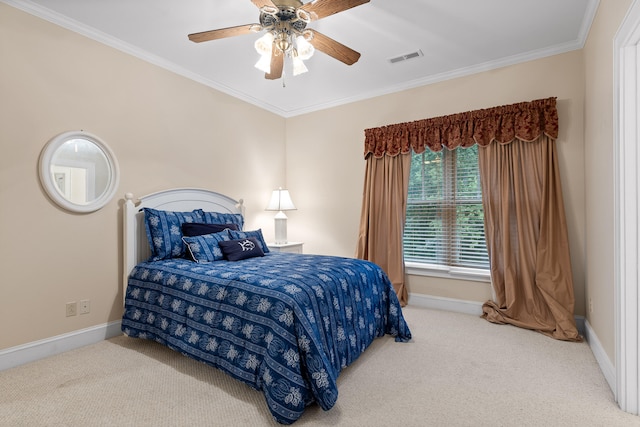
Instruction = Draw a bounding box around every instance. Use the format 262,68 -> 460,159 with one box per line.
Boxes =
274,212 -> 288,244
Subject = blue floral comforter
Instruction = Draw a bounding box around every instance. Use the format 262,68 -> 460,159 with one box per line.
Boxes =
121,252 -> 411,424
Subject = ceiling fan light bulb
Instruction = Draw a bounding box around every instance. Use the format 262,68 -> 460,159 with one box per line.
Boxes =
254,32 -> 274,55
295,35 -> 314,60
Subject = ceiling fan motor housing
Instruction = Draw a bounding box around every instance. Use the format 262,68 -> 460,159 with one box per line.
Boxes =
260,6 -> 309,32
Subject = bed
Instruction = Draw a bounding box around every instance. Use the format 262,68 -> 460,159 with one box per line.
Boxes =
121,188 -> 411,424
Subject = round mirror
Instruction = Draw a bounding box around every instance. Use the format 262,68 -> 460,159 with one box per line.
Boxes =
39,131 -> 119,213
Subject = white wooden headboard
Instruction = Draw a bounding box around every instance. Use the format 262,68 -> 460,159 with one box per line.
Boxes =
123,188 -> 244,296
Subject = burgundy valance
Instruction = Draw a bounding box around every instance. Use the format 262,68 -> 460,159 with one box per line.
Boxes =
363,97 -> 559,158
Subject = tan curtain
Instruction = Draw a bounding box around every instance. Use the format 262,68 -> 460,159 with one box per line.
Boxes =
359,97 -> 580,340
479,135 -> 581,341
356,153 -> 411,305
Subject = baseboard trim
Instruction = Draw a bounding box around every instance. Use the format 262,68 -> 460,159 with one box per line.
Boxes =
408,293 -> 614,393
575,315 -> 587,337
408,293 -> 484,316
584,318 -> 616,393
0,321 -> 122,372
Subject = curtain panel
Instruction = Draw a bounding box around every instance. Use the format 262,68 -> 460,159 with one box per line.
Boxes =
356,153 -> 411,305
478,135 -> 580,341
359,97 -> 580,341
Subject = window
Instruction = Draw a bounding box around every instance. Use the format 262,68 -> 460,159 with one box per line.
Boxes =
403,145 -> 489,278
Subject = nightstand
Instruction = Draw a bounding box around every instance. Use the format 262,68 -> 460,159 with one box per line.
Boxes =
268,242 -> 303,254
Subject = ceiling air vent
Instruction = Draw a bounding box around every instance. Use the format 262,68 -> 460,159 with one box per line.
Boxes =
388,50 -> 424,64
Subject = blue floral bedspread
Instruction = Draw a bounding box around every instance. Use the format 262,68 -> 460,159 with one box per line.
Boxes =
121,252 -> 411,424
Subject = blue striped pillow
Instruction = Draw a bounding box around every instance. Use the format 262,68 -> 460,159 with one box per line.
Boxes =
143,208 -> 203,261
182,230 -> 232,263
196,209 -> 244,230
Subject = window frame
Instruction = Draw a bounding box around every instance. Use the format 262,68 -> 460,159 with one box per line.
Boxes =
403,146 -> 490,282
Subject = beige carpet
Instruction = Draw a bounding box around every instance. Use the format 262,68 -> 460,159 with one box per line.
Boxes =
1,306 -> 638,426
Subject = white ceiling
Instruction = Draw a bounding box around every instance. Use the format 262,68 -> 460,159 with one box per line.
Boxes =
6,0 -> 598,117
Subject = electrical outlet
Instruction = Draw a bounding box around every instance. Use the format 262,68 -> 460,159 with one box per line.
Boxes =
80,299 -> 90,315
589,298 -> 593,314
66,302 -> 77,317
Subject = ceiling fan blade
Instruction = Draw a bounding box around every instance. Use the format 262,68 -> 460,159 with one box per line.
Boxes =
309,30 -> 361,65
188,24 -> 257,43
251,0 -> 277,8
301,0 -> 370,20
265,49 -> 284,80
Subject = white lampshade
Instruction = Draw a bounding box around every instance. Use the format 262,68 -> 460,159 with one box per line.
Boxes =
254,53 -> 272,73
254,32 -> 274,73
266,188 -> 296,211
292,56 -> 308,76
254,32 -> 274,55
295,35 -> 315,60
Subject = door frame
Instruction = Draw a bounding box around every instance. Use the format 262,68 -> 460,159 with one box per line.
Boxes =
614,0 -> 640,414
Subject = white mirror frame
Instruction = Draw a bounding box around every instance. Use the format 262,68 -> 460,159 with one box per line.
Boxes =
39,131 -> 120,213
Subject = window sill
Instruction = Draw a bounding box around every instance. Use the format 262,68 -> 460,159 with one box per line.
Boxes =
405,262 -> 491,283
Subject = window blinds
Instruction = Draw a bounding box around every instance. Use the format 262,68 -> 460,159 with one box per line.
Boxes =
404,145 -> 489,270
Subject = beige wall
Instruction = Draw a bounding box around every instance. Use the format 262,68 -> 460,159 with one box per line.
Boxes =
0,4 -> 286,349
287,50 -> 586,312
583,0 -> 634,362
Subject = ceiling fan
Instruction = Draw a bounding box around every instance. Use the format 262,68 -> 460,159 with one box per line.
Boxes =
188,0 -> 370,80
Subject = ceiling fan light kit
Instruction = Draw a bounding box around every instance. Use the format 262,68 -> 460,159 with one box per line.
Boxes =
188,0 -> 370,81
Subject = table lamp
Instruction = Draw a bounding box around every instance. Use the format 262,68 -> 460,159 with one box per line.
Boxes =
265,187 -> 296,244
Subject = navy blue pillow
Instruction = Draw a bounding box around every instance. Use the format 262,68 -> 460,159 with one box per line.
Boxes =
219,237 -> 265,261
229,229 -> 270,253
182,222 -> 239,237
